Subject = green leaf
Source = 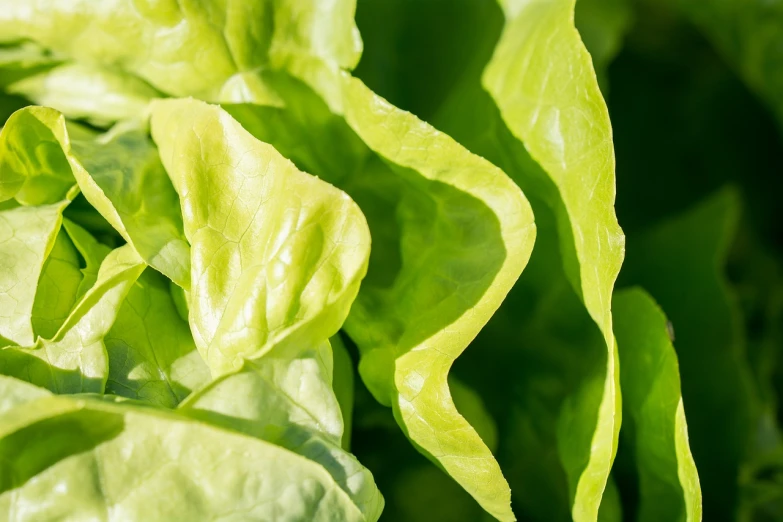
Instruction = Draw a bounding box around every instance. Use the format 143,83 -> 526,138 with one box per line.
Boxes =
450,376 -> 499,454
0,200 -> 69,346
150,98 -> 371,375
105,268 -> 209,408
0,0 -> 361,104
226,69 -> 534,521
0,244 -> 146,393
613,287 -> 702,522
67,123 -> 191,288
0,383 -> 372,522
7,63 -> 160,126
2,104 -> 188,287
30,225 -> 83,340
0,106 -> 75,205
424,1 -> 625,518
621,188 -> 755,519
180,339 -> 383,521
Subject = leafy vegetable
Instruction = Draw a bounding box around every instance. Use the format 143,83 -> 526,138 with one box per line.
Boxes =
613,288 -> 701,522
1,0 -> 782,520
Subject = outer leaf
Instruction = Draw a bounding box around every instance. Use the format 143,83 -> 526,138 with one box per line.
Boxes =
0,201 -> 69,346
0,0 -> 360,105
1,105 -> 189,287
0,245 -> 146,393
7,63 -> 159,125
621,188 -> 755,520
150,98 -> 371,375
105,268 -> 209,408
427,1 -> 625,518
613,287 -> 702,522
0,387 -> 369,522
227,67 -> 535,521
181,339 -> 383,521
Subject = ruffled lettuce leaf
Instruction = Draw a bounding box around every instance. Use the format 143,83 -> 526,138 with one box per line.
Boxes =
148,98 -> 381,518
180,338 -> 384,521
613,287 -> 701,522
1,244 -> 145,393
7,63 -> 160,125
0,0 -> 360,111
1,105 -> 190,287
481,4 -> 625,515
225,70 -> 534,520
356,2 -> 625,518
0,107 -> 75,205
621,188 -> 756,520
0,3 -> 536,518
149,98 -> 370,374
0,200 -> 71,346
0,376 -> 374,522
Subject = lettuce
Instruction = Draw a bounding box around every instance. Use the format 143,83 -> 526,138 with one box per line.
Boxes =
0,0 -> 781,521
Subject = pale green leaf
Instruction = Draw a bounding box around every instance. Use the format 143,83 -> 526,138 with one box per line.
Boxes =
0,244 -> 146,393
0,106 -> 74,205
0,388 -> 370,522
614,287 -> 702,522
0,200 -> 69,346
181,339 -> 383,521
7,63 -> 160,126
150,98 -> 371,375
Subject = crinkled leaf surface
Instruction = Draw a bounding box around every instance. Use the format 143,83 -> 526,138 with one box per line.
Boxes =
67,123 -> 191,288
105,267 -> 209,408
226,66 -> 535,521
0,245 -> 146,393
2,105 -> 190,287
150,98 -> 370,375
0,378 -> 370,522
181,339 -> 383,521
0,0 -> 360,107
613,287 -> 701,522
